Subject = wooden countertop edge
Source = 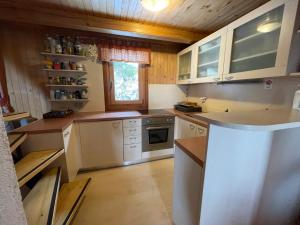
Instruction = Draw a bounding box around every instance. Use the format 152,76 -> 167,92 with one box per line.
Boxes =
175,137 -> 207,167
11,109 -> 208,134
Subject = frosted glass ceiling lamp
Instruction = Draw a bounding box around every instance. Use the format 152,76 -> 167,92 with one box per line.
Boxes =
141,0 -> 169,12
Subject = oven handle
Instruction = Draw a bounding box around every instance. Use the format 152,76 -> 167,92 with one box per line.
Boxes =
146,126 -> 171,130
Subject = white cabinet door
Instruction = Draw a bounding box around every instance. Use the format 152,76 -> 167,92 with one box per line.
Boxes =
176,117 -> 198,139
173,146 -> 203,225
177,45 -> 197,84
63,124 -> 82,181
79,120 -> 123,168
223,0 -> 298,81
194,27 -> 227,83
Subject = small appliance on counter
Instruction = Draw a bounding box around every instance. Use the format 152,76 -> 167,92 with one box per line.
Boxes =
174,101 -> 202,113
43,109 -> 74,119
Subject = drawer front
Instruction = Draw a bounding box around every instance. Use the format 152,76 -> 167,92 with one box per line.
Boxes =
123,119 -> 141,128
123,127 -> 141,137
124,135 -> 142,145
124,143 -> 142,162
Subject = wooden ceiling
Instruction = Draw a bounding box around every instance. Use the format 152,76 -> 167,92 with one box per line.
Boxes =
0,0 -> 270,43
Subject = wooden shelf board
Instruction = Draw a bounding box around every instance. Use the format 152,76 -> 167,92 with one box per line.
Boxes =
199,44 -> 220,54
55,178 -> 91,225
198,60 -> 218,67
234,26 -> 281,44
42,69 -> 87,74
15,149 -> 64,187
3,112 -> 30,122
8,133 -> 28,153
49,99 -> 88,102
46,84 -> 88,88
232,50 -> 277,63
23,167 -> 61,225
41,52 -> 87,59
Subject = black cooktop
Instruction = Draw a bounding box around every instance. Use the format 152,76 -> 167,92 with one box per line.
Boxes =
138,109 -> 173,116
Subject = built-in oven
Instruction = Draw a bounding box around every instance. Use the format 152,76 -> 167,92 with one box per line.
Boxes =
142,116 -> 175,158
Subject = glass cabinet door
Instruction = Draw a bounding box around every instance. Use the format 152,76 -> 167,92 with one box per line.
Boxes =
178,51 -> 192,80
197,37 -> 221,78
230,5 -> 284,73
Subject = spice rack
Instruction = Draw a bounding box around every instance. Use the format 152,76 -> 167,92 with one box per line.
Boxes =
41,52 -> 89,103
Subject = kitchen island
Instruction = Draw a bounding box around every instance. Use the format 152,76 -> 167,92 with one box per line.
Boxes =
174,109 -> 300,225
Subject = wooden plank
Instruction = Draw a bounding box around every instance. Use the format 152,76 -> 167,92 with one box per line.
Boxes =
15,149 -> 64,187
54,178 -> 91,225
23,167 -> 61,225
0,2 -> 205,44
8,133 -> 28,153
3,112 -> 30,122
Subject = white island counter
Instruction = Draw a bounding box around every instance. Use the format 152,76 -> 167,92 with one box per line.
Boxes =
174,109 -> 300,225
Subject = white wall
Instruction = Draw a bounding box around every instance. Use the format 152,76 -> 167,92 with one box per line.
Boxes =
148,84 -> 187,109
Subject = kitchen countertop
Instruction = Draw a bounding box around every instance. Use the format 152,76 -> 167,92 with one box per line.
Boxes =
192,109 -> 300,131
175,136 -> 207,167
11,109 -> 208,134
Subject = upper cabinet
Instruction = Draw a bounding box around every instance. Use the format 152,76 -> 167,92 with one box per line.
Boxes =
177,46 -> 196,84
223,0 -> 299,81
194,28 -> 227,83
177,0 -> 300,84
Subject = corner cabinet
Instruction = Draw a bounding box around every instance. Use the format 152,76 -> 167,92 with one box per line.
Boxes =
177,0 -> 300,84
223,0 -> 299,81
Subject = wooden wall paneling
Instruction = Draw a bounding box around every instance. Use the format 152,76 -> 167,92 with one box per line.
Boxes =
148,51 -> 177,84
0,25 -> 50,118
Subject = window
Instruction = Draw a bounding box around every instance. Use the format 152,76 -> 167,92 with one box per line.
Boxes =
103,61 -> 148,111
113,62 -> 139,101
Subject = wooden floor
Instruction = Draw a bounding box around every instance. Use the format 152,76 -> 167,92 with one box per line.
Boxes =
72,158 -> 174,225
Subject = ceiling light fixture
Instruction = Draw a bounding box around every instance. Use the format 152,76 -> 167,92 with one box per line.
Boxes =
141,0 -> 169,12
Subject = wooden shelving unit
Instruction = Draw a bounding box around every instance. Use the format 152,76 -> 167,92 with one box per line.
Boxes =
40,52 -> 87,60
23,167 -> 61,225
15,149 -> 64,187
8,133 -> 28,153
55,178 -> 91,225
3,112 -> 30,122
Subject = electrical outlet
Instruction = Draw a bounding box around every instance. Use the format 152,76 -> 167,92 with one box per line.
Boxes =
264,79 -> 273,89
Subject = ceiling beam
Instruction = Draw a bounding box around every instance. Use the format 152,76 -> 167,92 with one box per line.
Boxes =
0,3 -> 207,44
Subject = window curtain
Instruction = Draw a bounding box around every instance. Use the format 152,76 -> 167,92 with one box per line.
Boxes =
0,54 -> 13,113
98,39 -> 151,65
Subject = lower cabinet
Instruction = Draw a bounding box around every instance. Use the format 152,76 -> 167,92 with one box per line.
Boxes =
173,145 -> 203,225
79,120 -> 124,168
175,117 -> 207,139
123,119 -> 142,162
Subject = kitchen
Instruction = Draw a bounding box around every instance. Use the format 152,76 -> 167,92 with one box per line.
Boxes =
0,0 -> 300,225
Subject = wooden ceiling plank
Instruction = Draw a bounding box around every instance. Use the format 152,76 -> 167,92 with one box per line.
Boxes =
0,3 -> 205,43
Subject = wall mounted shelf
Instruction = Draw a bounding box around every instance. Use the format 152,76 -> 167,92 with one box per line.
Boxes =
46,84 -> 88,88
49,99 -> 88,102
41,52 -> 88,59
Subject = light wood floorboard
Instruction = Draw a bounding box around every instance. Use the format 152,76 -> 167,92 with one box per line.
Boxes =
72,158 -> 174,225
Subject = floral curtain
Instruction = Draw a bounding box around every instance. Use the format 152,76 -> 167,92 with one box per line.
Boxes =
98,39 -> 151,65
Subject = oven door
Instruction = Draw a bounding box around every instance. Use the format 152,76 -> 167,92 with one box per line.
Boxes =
142,124 -> 174,152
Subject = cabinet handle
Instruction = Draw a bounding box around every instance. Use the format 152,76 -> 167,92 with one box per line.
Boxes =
63,131 -> 70,137
198,128 -> 204,133
189,124 -> 195,130
225,76 -> 234,81
130,145 -> 136,149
